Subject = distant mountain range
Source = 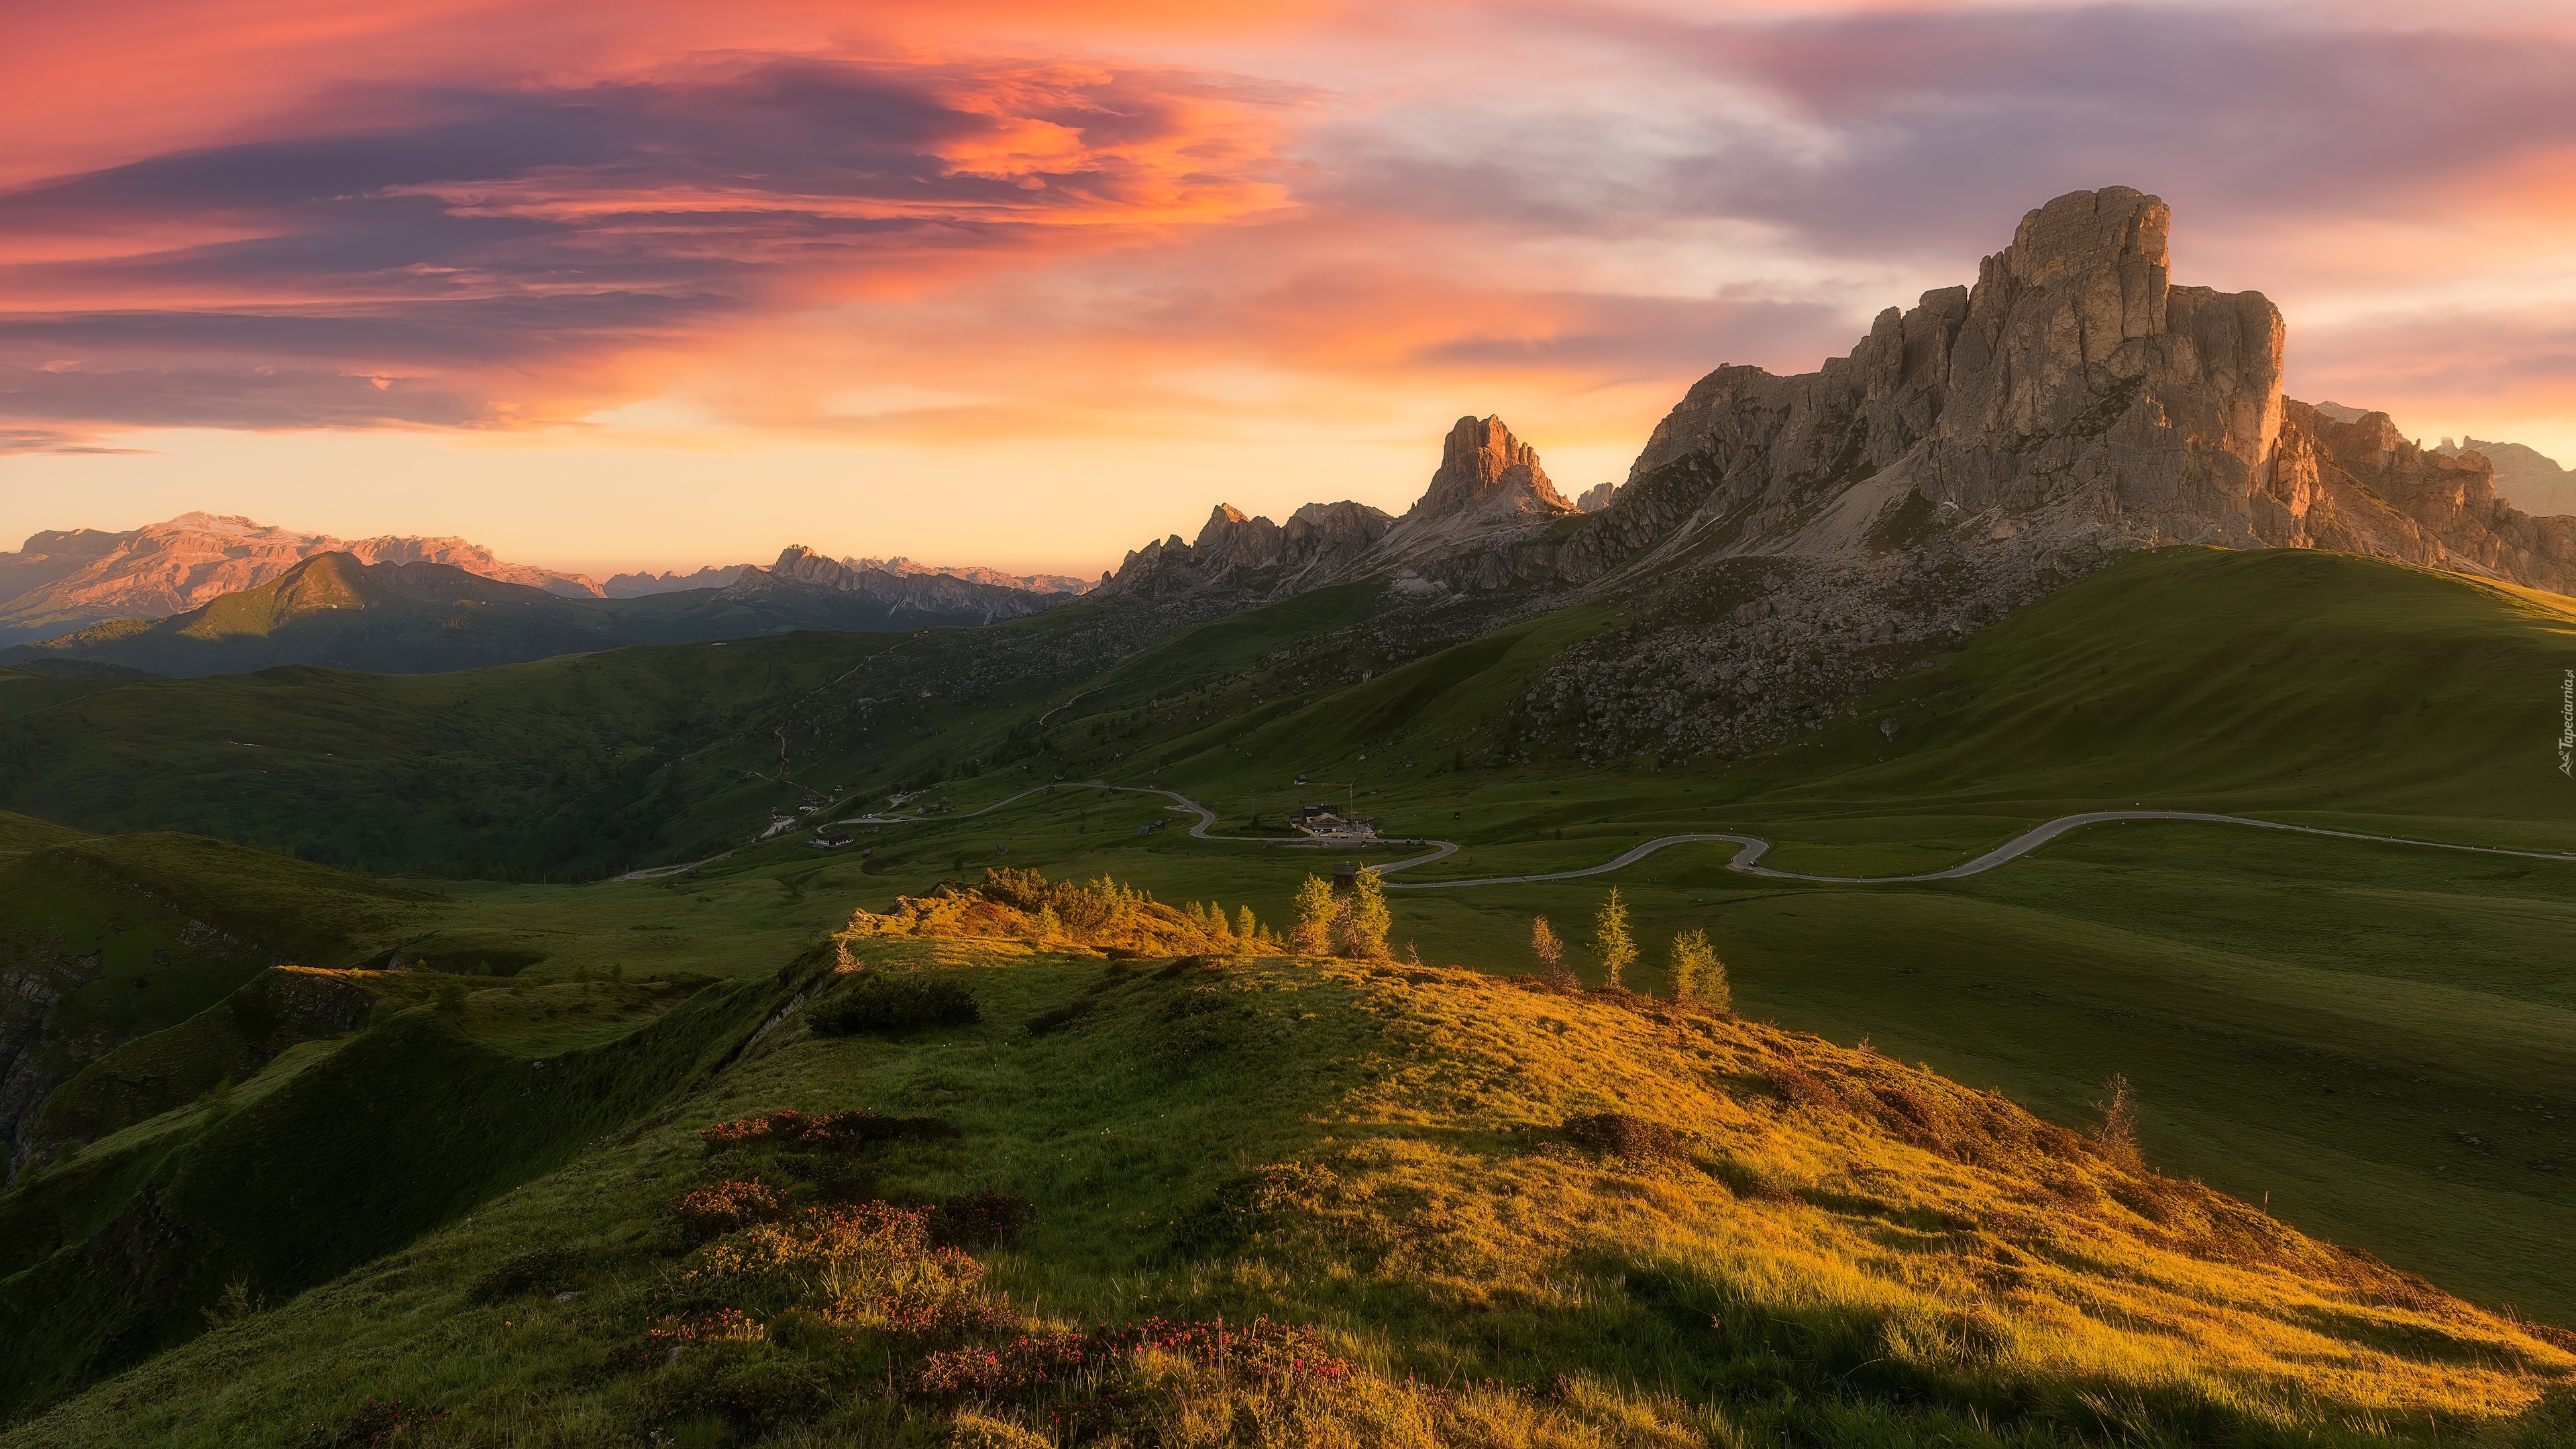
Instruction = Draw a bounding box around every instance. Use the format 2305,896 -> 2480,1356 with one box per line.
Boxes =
2436,433 -> 2576,517
0,513 -> 1098,644
0,513 -> 603,644
0,546 -> 1065,677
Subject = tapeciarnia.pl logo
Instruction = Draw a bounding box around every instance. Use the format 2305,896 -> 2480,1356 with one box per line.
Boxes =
2561,669 -> 2573,778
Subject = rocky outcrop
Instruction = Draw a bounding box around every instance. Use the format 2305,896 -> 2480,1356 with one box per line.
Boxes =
602,564 -> 752,597
2277,405 -> 2576,590
845,557 -> 1093,596
2437,435 -> 2576,517
1574,483 -> 1617,514
0,513 -> 603,643
1411,415 -> 1572,523
725,547 -> 1059,625
1091,500 -> 1395,601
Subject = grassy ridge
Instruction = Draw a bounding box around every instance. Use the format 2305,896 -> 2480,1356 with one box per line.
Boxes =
6,922 -> 2569,1446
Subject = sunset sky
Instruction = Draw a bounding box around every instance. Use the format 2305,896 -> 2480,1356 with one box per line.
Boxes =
4,0 -> 2573,578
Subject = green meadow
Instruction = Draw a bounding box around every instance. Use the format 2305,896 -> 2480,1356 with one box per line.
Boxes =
5,545 -> 2576,1439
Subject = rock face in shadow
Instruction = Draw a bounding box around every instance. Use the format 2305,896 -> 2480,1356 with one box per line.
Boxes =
1090,501 -> 1396,601
725,548 -> 1059,625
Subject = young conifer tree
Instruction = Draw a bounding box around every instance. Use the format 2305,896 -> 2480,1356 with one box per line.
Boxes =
1668,928 -> 1729,1010
1340,868 -> 1393,959
1530,915 -> 1568,989
1591,888 -> 1637,990
1236,904 -> 1259,945
1291,875 -> 1340,955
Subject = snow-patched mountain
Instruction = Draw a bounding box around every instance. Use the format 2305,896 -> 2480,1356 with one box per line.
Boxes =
0,513 -> 602,643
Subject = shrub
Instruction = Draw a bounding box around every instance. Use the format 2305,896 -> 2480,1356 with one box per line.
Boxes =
669,1178 -> 794,1239
2094,1073 -> 2143,1166
1760,1062 -> 1839,1108
811,975 -> 980,1036
700,1109 -> 959,1154
465,1247 -> 579,1305
1562,1112 -> 1693,1169
1173,1163 -> 1340,1253
1530,915 -> 1568,988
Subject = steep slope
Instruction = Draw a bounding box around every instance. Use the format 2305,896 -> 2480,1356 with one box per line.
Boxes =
0,513 -> 603,642
5,904 -> 2568,1446
0,831 -> 443,1180
0,967 -> 765,1421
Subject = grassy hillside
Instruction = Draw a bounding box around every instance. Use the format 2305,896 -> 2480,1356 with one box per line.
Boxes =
7,897 -> 2568,1446
0,833 -> 449,1178
0,630 -> 904,877
0,968 -> 775,1420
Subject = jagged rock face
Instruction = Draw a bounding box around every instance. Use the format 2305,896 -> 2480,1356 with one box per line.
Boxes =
727,547 -> 1058,623
0,513 -> 602,642
845,557 -> 1093,595
2276,404 -> 2576,589
1600,188 -> 2279,573
1411,415 -> 1571,522
2437,435 -> 2576,517
1091,500 -> 1394,600
603,564 -> 751,597
1563,185 -> 2576,595
1575,483 -> 1617,514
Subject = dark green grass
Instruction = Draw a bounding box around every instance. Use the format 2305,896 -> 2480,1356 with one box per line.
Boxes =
0,631 -> 900,876
0,835 -> 449,1172
0,974 -> 779,1420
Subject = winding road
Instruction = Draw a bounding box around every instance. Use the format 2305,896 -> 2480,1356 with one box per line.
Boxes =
659,782 -> 2576,890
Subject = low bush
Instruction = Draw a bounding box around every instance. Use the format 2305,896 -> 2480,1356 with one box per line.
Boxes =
810,975 -> 981,1036
1562,1112 -> 1693,1169
1172,1163 -> 1340,1254
668,1177 -> 794,1239
699,1108 -> 959,1153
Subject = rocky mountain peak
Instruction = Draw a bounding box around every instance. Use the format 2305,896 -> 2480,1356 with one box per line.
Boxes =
1411,415 -> 1571,522
1996,185 -> 2169,299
